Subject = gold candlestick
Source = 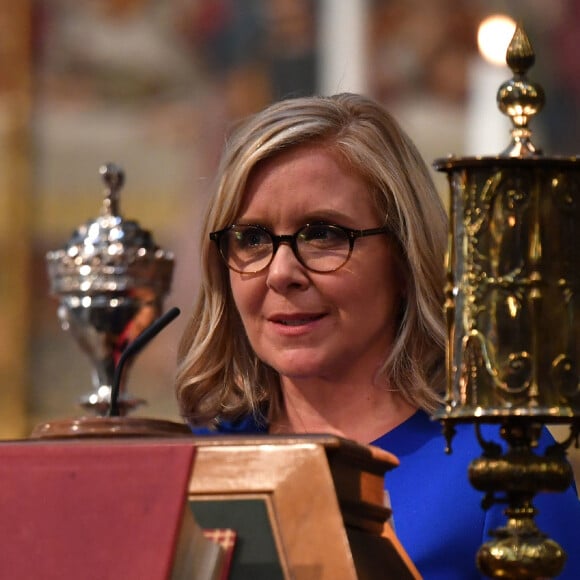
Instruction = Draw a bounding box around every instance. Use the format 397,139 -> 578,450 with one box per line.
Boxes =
434,24 -> 579,579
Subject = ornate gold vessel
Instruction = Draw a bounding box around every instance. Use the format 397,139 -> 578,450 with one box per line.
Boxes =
434,25 -> 580,579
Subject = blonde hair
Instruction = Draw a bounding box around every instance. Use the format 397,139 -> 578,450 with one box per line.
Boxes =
176,93 -> 447,426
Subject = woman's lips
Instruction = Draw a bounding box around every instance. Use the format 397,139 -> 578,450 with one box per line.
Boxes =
269,313 -> 326,327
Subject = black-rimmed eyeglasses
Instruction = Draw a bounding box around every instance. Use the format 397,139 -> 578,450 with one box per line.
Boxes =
209,223 -> 390,274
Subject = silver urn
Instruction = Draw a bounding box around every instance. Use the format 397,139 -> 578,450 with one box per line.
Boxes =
46,163 -> 174,416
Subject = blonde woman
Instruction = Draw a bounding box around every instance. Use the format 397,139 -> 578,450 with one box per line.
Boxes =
176,93 -> 580,579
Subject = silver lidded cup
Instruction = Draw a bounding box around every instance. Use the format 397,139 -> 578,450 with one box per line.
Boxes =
46,163 -> 174,417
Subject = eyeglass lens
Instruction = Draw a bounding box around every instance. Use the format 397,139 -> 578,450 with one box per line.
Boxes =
219,224 -> 351,273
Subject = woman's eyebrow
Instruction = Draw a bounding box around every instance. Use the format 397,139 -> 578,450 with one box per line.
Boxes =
235,208 -> 352,225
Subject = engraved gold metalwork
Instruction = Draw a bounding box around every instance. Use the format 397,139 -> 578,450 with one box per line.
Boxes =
434,24 -> 580,579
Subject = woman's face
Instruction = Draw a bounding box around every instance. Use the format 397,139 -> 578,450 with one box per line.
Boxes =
229,145 -> 404,385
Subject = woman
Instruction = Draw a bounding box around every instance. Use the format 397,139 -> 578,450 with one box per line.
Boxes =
176,93 -> 580,579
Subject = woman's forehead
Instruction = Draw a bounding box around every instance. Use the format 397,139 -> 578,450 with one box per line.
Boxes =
233,146 -> 384,227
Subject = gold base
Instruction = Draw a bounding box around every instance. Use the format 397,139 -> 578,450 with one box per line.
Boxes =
464,421 -> 573,579
30,416 -> 192,439
477,523 -> 566,580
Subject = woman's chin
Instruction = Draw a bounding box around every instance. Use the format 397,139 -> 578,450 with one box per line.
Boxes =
268,356 -> 333,382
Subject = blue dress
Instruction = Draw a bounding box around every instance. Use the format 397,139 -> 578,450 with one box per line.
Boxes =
193,410 -> 580,579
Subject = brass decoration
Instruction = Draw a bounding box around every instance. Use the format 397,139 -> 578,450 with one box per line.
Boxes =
497,25 -> 545,157
434,24 -> 580,579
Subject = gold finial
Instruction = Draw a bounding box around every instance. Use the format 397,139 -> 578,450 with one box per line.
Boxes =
497,23 -> 545,157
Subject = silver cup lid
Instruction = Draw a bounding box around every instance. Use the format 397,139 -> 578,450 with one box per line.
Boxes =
46,163 -> 174,296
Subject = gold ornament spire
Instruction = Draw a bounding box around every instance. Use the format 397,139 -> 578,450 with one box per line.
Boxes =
497,24 -> 545,157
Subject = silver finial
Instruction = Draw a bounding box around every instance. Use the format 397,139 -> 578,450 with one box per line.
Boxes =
99,162 -> 125,216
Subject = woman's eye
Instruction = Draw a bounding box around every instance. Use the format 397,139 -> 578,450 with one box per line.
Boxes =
235,228 -> 269,248
301,225 -> 343,243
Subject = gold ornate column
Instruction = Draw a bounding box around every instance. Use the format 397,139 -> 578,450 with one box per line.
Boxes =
0,1 -> 32,438
435,25 -> 580,579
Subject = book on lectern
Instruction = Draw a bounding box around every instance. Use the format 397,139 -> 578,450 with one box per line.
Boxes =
0,440 -> 233,579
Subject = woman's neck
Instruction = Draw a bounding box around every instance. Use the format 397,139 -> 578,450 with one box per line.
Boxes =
269,376 -> 417,444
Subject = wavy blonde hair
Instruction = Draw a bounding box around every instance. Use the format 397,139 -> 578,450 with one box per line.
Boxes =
176,93 -> 447,426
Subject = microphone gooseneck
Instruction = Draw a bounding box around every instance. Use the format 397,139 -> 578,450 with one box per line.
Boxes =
108,306 -> 181,417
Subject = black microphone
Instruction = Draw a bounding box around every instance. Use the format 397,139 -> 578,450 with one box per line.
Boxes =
108,306 -> 181,417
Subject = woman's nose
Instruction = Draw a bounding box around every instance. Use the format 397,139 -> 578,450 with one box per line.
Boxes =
265,243 -> 309,292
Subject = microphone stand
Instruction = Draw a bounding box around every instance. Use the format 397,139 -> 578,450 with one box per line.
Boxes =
108,307 -> 180,417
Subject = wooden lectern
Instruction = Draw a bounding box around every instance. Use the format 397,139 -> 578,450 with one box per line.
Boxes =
188,434 -> 420,580
0,434 -> 420,579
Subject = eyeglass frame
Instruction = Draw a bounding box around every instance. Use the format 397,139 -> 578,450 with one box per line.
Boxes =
209,222 -> 391,274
